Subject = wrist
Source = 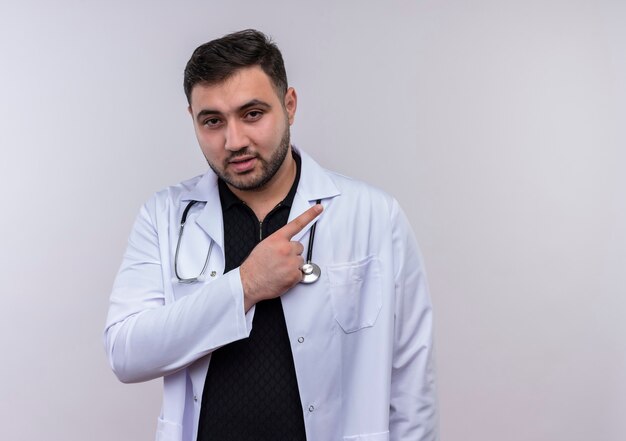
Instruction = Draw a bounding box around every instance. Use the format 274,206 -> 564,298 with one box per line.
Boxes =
240,262 -> 257,312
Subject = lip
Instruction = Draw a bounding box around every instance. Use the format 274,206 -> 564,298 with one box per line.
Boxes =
228,156 -> 257,173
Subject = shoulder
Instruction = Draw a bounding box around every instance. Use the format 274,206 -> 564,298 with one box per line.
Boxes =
155,174 -> 205,201
325,169 -> 396,214
143,171 -> 215,214
297,147 -> 398,219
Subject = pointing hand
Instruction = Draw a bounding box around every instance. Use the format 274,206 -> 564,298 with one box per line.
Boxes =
240,204 -> 323,311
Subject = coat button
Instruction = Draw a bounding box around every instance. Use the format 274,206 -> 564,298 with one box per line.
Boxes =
193,395 -> 198,402
308,405 -> 315,412
298,337 -> 304,343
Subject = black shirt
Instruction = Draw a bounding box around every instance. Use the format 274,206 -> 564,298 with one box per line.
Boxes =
197,153 -> 307,441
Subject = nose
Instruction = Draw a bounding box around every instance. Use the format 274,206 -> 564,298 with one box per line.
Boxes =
224,120 -> 249,151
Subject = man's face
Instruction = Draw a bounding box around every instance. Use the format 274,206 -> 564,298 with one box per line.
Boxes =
188,66 -> 297,192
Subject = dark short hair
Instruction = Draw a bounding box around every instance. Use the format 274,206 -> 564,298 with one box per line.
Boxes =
183,29 -> 288,104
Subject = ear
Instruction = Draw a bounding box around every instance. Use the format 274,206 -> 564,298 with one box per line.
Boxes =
283,87 -> 297,125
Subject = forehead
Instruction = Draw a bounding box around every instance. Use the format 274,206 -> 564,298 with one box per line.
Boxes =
189,66 -> 280,112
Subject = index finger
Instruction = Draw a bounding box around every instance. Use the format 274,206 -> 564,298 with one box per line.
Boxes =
277,204 -> 323,239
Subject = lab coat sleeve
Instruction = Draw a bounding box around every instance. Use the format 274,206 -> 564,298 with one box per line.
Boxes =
104,198 -> 253,384
389,199 -> 439,441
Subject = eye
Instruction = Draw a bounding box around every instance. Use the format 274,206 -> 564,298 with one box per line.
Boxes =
244,110 -> 263,121
203,117 -> 222,128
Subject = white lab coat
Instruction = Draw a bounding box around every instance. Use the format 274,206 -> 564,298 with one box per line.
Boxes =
104,149 -> 438,441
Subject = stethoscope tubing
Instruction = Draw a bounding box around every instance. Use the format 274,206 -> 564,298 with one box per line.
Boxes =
174,199 -> 322,284
174,200 -> 214,283
300,199 -> 322,284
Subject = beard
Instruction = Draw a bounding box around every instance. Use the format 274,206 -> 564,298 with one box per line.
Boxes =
207,125 -> 291,192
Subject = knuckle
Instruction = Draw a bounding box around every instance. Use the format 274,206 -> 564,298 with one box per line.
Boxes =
276,242 -> 291,257
292,219 -> 304,230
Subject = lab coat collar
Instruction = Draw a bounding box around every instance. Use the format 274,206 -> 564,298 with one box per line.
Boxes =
180,168 -> 218,203
292,147 -> 340,204
289,147 -> 340,241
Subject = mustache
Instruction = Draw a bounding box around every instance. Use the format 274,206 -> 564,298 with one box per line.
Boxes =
226,148 -> 256,160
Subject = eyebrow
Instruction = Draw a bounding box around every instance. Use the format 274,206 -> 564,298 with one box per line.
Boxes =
195,99 -> 272,122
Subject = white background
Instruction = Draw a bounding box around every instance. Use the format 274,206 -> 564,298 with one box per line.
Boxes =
1,1 -> 624,440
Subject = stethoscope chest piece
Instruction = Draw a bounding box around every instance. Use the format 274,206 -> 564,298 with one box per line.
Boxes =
300,262 -> 321,284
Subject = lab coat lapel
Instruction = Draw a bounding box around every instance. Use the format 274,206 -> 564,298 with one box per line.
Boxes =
193,188 -> 224,252
288,148 -> 340,241
283,149 -> 340,311
179,170 -> 224,251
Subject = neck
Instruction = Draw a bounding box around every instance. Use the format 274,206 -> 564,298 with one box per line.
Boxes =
228,148 -> 296,221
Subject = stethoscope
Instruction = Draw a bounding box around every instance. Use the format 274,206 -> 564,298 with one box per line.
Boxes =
174,199 -> 322,284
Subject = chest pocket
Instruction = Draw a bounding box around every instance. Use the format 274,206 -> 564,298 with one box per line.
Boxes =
326,255 -> 382,333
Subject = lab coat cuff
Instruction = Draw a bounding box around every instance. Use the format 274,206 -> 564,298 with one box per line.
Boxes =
245,304 -> 256,332
228,267 -> 255,335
